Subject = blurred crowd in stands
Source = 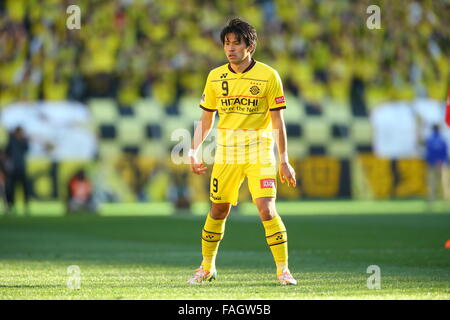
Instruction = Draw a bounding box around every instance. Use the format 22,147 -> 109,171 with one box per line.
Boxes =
0,0 -> 448,111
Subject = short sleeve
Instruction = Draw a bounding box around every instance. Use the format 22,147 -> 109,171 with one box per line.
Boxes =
266,70 -> 286,110
199,71 -> 217,112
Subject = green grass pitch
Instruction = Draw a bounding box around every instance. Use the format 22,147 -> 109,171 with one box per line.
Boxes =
0,203 -> 449,300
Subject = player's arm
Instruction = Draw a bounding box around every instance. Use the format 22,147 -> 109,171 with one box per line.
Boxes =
189,110 -> 216,175
270,109 -> 296,187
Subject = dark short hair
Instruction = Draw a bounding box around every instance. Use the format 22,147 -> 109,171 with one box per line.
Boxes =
220,18 -> 257,54
432,124 -> 440,133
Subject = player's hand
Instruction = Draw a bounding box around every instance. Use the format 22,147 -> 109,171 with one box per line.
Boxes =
189,154 -> 208,175
279,162 -> 296,187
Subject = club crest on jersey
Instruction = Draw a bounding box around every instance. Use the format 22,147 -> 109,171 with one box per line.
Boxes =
275,96 -> 285,104
250,86 -> 260,95
260,178 -> 276,189
220,73 -> 228,79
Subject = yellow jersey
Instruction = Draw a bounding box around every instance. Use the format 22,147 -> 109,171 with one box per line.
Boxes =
199,59 -> 286,163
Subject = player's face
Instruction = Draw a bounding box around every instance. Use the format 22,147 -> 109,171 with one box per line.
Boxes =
224,33 -> 252,64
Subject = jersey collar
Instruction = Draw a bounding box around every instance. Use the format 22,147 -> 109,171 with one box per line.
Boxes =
228,59 -> 256,74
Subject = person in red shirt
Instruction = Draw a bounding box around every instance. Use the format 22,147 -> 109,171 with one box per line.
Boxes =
67,169 -> 97,214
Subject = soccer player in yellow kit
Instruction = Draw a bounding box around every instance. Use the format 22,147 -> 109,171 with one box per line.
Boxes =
187,18 -> 297,285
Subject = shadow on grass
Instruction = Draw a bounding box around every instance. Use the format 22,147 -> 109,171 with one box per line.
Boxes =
0,285 -> 64,289
0,214 -> 449,272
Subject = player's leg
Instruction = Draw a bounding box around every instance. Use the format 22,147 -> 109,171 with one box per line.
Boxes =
247,163 -> 296,285
203,163 -> 244,272
254,197 -> 296,285
188,202 -> 231,284
440,164 -> 449,201
5,172 -> 16,214
188,164 -> 244,284
426,166 -> 435,202
201,202 -> 231,272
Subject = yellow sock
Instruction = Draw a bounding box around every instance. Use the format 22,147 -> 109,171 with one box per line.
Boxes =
201,213 -> 226,271
262,215 -> 289,275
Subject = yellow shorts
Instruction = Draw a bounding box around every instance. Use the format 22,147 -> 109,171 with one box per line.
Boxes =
209,162 -> 277,206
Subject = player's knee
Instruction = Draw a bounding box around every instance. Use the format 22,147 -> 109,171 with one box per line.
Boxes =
210,203 -> 231,220
258,207 -> 277,221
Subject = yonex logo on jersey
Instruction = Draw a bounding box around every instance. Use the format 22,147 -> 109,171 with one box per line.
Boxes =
250,86 -> 260,95
220,73 -> 228,79
260,178 -> 276,189
275,96 -> 285,104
